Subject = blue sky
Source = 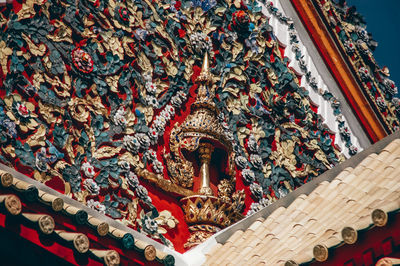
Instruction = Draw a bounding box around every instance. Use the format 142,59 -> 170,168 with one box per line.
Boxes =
346,0 -> 400,88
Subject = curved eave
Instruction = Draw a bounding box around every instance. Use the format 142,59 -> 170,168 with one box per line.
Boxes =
308,213 -> 400,265
0,164 -> 178,266
290,0 -> 389,143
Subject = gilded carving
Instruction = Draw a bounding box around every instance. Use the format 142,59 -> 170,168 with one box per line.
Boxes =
163,125 -> 195,189
315,0 -> 400,131
162,52 -> 243,248
341,226 -> 357,244
0,170 -> 13,188
184,228 -> 216,249
217,179 -> 235,203
3,195 -> 22,215
313,244 -> 329,262
144,245 -> 157,261
181,196 -> 243,228
164,53 -> 233,193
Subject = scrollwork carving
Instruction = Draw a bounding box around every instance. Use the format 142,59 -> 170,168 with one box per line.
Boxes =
163,125 -> 195,189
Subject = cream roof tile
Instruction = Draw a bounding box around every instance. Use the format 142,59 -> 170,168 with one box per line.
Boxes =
340,172 -> 359,184
356,167 -> 375,180
247,218 -> 265,231
380,178 -> 400,190
251,220 -> 270,238
246,255 -> 261,265
365,157 -> 386,171
212,242 -> 235,263
259,237 -> 280,255
267,206 -> 287,220
384,168 -> 400,183
377,199 -> 400,213
376,151 -> 395,165
225,229 -> 243,244
286,196 -> 307,212
238,232 -> 262,250
249,241 -> 268,258
375,150 -> 391,162
334,167 -> 354,180
353,215 -> 372,230
312,181 -> 330,195
228,248 -> 252,264
388,157 -> 400,168
390,146 -> 400,157
382,138 -> 400,153
350,163 -> 366,176
290,211 -> 308,223
359,153 -> 378,167
206,243 -> 223,259
384,152 -> 400,164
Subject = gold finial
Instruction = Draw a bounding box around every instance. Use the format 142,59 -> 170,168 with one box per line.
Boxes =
196,52 -> 211,83
201,51 -> 209,75
193,52 -> 215,108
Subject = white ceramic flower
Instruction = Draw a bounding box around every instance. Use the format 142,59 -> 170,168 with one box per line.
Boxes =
114,107 -> 127,126
83,179 -> 100,195
81,162 -> 95,178
87,199 -> 106,214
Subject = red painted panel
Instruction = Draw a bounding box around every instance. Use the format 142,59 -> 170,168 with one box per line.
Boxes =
382,238 -> 394,256
362,249 -> 375,266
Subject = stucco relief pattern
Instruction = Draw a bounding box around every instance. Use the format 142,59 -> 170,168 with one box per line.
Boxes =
0,0 -> 346,250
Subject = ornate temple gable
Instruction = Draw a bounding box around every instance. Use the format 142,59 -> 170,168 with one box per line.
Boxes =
297,0 -> 400,137
0,0 -> 374,252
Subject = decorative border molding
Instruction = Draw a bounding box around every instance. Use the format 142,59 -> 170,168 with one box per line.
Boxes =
313,0 -> 399,133
289,0 -> 389,142
263,0 -> 361,156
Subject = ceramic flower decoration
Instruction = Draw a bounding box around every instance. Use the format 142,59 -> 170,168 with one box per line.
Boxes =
0,0 -> 383,251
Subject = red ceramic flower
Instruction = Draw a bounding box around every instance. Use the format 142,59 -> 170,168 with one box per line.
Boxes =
230,10 -> 250,32
118,7 -> 130,23
17,103 -> 29,117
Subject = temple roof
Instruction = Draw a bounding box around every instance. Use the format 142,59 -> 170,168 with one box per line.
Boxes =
0,163 -> 177,265
202,130 -> 400,265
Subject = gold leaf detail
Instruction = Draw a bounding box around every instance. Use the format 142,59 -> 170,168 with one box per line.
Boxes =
75,190 -> 89,203
26,124 -> 46,147
94,146 -> 122,160
1,145 -> 15,158
0,41 -> 12,76
119,153 -> 144,169
33,170 -> 51,183
47,20 -> 73,43
22,33 -> 47,56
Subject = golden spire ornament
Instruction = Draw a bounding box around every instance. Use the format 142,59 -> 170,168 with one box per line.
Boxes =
193,52 -> 216,108
164,51 -> 244,249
